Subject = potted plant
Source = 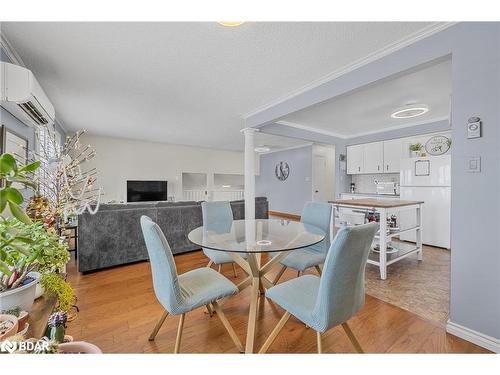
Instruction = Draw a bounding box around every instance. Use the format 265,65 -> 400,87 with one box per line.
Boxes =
409,143 -> 423,157
0,153 -> 71,312
46,311 -> 67,343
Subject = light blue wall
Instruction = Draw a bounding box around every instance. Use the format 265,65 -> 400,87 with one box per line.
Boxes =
254,23 -> 500,343
256,146 -> 312,215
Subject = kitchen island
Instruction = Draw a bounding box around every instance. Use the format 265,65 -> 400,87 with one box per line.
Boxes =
330,198 -> 424,280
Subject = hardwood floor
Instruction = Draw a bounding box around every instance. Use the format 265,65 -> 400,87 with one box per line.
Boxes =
66,251 -> 489,353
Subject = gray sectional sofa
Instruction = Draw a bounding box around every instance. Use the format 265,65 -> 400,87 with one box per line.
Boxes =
78,197 -> 269,272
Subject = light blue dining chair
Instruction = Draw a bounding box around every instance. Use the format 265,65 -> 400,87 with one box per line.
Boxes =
202,201 -> 245,278
140,216 -> 244,353
273,202 -> 332,284
259,222 -> 378,353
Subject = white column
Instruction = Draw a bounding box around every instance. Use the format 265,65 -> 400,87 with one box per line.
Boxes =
243,128 -> 258,220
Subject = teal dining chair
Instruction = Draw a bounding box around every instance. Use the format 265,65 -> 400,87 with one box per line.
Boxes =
259,222 -> 378,353
273,202 -> 332,284
202,201 -> 245,278
140,216 -> 244,353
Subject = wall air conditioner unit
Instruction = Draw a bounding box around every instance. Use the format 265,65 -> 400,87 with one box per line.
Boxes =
1,62 -> 55,127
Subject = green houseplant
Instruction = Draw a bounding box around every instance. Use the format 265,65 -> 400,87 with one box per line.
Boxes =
0,153 -> 73,313
409,143 -> 423,157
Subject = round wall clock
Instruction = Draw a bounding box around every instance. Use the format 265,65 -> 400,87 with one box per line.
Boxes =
425,135 -> 451,155
275,161 -> 290,181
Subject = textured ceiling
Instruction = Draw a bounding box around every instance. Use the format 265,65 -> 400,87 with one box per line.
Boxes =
279,58 -> 452,138
2,22 -> 435,150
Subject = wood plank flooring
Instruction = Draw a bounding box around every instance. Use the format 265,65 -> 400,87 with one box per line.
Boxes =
66,250 -> 489,353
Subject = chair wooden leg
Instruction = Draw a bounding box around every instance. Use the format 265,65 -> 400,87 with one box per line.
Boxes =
342,322 -> 364,353
272,265 -> 287,285
297,270 -> 301,277
314,265 -> 322,276
232,263 -> 238,278
174,313 -> 185,354
205,303 -> 214,317
258,311 -> 291,353
148,310 -> 169,341
316,331 -> 322,354
218,264 -> 222,273
207,260 -> 214,268
212,301 -> 244,353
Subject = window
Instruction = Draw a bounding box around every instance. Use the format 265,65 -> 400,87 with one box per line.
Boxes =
36,124 -> 61,201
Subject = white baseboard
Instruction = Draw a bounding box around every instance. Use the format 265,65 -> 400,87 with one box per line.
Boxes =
446,320 -> 500,353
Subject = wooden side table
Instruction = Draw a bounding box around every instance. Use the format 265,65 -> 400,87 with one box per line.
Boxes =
63,225 -> 78,263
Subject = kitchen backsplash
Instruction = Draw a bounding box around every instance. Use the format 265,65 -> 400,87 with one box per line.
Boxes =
351,173 -> 400,194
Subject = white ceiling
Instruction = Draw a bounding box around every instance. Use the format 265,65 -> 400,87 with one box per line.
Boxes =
278,58 -> 452,138
254,132 -> 310,153
1,22 -> 437,150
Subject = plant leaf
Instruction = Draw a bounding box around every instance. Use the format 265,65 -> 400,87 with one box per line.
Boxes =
8,201 -> 33,225
4,187 -> 24,205
19,161 -> 41,172
0,153 -> 17,174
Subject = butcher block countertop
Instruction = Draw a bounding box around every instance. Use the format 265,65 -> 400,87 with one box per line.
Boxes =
330,198 -> 424,208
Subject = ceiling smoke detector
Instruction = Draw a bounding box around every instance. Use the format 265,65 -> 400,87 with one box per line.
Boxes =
391,104 -> 429,119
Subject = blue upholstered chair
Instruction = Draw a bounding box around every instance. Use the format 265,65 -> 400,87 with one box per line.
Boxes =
259,222 -> 378,353
140,216 -> 244,353
201,201 -> 245,277
273,202 -> 332,284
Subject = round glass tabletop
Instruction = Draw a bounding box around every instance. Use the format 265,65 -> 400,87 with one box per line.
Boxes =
188,219 -> 325,253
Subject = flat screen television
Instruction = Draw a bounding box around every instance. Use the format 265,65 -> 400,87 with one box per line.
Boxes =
127,180 -> 168,202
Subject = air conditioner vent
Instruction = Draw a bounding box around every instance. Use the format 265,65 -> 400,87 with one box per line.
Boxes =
18,101 -> 49,125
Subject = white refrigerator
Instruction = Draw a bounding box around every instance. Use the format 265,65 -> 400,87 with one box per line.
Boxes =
399,155 -> 451,249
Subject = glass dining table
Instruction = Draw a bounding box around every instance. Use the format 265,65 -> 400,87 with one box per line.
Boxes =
188,218 -> 325,353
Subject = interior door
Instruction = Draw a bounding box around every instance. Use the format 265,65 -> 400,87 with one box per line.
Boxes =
312,155 -> 327,202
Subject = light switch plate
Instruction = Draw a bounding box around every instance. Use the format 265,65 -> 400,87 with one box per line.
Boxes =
466,156 -> 481,173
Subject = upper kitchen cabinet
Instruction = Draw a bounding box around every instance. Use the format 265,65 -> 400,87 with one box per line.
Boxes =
346,144 -> 364,174
383,138 -> 403,173
363,142 -> 384,173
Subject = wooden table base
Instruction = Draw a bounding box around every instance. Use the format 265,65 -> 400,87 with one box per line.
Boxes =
228,251 -> 290,353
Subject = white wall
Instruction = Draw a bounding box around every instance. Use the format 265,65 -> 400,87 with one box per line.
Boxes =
82,134 -> 254,203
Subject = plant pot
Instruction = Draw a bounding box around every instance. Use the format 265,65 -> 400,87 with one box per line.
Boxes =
0,314 -> 18,340
0,272 -> 40,313
58,341 -> 103,354
410,151 -> 420,158
35,283 -> 45,299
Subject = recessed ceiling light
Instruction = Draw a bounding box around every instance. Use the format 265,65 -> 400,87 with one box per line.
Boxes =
217,22 -> 245,27
254,146 -> 271,153
391,105 -> 429,119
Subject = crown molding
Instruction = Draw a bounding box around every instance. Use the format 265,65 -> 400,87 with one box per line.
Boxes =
275,120 -> 348,139
0,34 -> 25,66
346,116 -> 450,139
243,22 -> 456,121
275,116 -> 450,141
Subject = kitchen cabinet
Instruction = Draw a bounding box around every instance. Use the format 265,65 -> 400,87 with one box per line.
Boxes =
383,138 -> 403,173
363,142 -> 384,173
347,144 -> 364,174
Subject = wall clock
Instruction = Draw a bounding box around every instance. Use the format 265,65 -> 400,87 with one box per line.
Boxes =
425,135 -> 451,155
275,161 -> 290,181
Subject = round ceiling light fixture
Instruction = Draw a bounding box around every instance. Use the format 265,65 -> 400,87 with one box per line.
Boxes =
390,104 -> 429,119
217,21 -> 245,27
254,146 -> 271,153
